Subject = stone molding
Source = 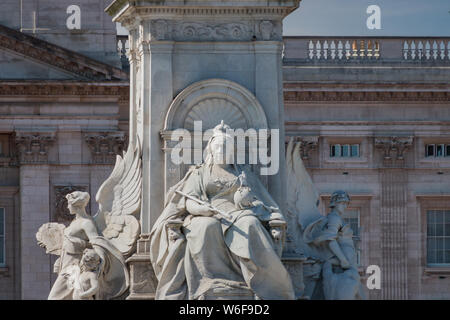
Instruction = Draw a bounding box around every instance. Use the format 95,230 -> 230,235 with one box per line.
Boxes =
374,136 -> 414,161
0,83 -> 129,102
0,24 -> 128,81
284,90 -> 450,102
15,131 -> 56,164
84,132 -> 128,165
108,2 -> 300,23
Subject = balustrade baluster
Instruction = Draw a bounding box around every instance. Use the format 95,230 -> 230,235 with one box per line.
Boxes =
337,41 -> 343,60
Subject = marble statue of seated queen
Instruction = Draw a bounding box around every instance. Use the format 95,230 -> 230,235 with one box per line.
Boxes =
150,121 -> 295,300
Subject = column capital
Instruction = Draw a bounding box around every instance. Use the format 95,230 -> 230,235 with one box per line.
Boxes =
374,136 -> 414,160
84,131 -> 128,165
15,131 -> 56,164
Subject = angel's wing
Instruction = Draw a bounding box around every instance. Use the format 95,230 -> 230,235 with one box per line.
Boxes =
286,138 -> 322,228
36,223 -> 66,255
286,138 -> 324,257
94,139 -> 142,256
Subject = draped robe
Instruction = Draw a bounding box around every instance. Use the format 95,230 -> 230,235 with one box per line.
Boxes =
150,164 -> 295,300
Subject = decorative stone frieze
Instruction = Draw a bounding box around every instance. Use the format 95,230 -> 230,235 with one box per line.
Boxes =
15,132 -> 56,164
144,20 -> 282,42
84,132 -> 127,164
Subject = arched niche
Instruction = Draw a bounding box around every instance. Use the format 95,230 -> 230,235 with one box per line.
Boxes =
164,78 -> 268,131
161,79 -> 269,193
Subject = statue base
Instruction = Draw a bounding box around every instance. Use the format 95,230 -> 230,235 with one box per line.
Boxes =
126,234 -> 158,300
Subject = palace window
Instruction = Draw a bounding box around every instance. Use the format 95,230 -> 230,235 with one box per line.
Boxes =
0,208 -> 4,266
426,144 -> 450,157
427,210 -> 450,266
330,144 -> 360,158
342,209 -> 361,265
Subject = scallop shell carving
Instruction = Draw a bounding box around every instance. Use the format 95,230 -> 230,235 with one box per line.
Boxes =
184,98 -> 248,131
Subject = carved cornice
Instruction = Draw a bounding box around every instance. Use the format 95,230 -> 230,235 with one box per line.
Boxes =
284,90 -> 450,102
0,24 -> 128,81
15,131 -> 56,164
84,132 -> 128,164
107,1 -> 300,20
375,136 -> 414,161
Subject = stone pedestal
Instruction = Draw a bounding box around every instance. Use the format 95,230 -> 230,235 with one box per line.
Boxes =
126,234 -> 158,300
107,0 -> 301,299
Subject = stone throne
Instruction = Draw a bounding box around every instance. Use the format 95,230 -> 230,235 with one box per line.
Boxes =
106,0 -> 302,299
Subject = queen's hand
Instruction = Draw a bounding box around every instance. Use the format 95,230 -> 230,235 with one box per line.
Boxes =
186,199 -> 216,217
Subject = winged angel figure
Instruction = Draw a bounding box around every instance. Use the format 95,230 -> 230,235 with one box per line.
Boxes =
36,141 -> 142,300
285,138 -> 364,300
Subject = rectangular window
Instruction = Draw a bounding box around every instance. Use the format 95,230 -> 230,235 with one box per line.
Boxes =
330,144 -> 360,158
437,144 -> 445,157
343,209 -> 361,265
446,145 -> 450,157
330,145 -> 336,157
351,144 -> 360,157
0,208 -> 4,266
426,144 -> 435,157
427,210 -> 450,266
341,144 -> 350,157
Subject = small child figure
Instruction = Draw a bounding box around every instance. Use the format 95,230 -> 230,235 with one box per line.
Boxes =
73,248 -> 101,300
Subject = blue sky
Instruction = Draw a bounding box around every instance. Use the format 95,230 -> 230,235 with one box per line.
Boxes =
284,0 -> 450,36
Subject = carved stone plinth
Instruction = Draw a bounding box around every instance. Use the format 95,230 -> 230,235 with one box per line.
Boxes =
126,234 -> 158,300
282,254 -> 307,300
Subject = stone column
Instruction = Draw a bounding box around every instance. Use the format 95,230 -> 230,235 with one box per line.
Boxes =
255,41 -> 287,212
375,136 -> 413,299
15,132 -> 55,299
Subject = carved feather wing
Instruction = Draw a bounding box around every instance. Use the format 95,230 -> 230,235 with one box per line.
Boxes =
94,139 -> 142,256
286,138 -> 324,257
286,137 -> 322,228
36,223 -> 66,256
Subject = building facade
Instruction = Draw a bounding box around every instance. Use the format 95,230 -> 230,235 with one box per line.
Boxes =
0,1 -> 449,300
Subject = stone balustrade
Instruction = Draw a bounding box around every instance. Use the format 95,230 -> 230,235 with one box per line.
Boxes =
283,36 -> 450,62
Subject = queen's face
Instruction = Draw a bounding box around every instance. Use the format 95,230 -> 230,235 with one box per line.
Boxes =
210,136 -> 234,164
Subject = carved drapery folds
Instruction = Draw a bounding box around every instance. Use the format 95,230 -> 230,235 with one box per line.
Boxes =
84,132 -> 127,165
15,132 -> 56,164
375,136 -> 414,165
54,185 -> 90,223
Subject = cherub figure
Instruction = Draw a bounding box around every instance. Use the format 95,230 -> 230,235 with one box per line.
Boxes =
234,171 -> 279,213
73,249 -> 101,300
